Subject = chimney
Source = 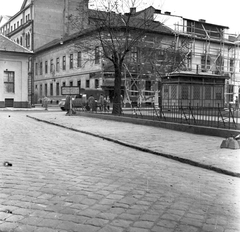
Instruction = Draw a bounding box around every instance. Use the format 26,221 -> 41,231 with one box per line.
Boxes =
199,19 -> 206,23
165,11 -> 171,15
154,9 -> 161,14
130,7 -> 136,14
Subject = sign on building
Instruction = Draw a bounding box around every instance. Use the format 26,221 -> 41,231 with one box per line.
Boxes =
61,86 -> 80,95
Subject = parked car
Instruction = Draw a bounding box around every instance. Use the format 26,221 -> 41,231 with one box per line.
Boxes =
58,97 -> 85,111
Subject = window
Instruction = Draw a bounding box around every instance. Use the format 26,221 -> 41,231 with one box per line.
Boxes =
26,32 -> 30,47
62,82 -> 66,86
201,55 -> 211,72
205,86 -> 211,100
40,84 -> 43,97
130,47 -> 138,62
77,52 -> 82,67
171,85 -> 177,99
45,83 -> 47,96
45,61 -> 48,74
62,56 -> 66,70
4,71 -> 14,93
182,85 -> 189,100
186,53 -> 192,70
17,38 -> 19,44
35,63 -> 38,75
20,36 -> 22,45
95,79 -> 99,88
163,85 -> 169,99
215,87 -> 223,100
17,21 -> 19,27
56,57 -> 60,72
56,83 -> 60,96
86,79 -> 90,88
227,84 -> 234,102
50,59 -> 53,72
193,85 -> 200,100
20,19 -> 22,25
145,81 -> 151,96
95,46 -> 100,64
230,58 -> 234,73
40,62 -> 43,75
50,83 -> 53,96
77,80 -> 81,88
69,54 -> 73,69
70,81 -> 73,86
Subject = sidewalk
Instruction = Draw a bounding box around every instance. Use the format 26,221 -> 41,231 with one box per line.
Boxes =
26,111 -> 240,178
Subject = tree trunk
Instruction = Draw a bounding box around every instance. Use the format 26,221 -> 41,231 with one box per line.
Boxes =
112,63 -> 122,115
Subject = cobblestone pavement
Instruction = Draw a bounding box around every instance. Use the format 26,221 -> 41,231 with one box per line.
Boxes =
29,111 -> 240,176
0,111 -> 240,232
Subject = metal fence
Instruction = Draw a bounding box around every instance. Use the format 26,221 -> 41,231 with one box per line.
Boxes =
74,102 -> 240,130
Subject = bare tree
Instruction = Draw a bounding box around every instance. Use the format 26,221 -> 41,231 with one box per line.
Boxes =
68,0 -> 186,114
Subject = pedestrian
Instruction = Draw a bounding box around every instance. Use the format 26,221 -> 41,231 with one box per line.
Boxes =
103,96 -> 110,112
98,94 -> 104,111
43,96 -> 48,110
64,95 -> 71,115
87,95 -> 95,112
235,96 -> 239,110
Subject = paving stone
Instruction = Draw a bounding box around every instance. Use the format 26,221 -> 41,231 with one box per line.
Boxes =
98,225 -> 125,232
14,224 -> 38,232
0,112 -> 239,232
110,219 -> 132,228
152,226 -> 175,232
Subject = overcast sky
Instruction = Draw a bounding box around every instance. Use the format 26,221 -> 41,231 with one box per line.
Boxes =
0,0 -> 239,35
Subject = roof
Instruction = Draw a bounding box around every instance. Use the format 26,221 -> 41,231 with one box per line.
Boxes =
35,9 -> 173,53
0,34 -> 32,54
183,18 -> 229,29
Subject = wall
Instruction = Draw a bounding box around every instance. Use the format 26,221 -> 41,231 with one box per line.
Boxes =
34,37 -> 102,101
0,53 -> 29,107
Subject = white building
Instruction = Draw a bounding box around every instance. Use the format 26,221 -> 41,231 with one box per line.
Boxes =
0,34 -> 32,107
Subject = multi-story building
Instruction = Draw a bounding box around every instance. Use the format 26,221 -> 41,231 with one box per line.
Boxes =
33,32 -> 103,102
151,7 -> 240,106
1,1 -> 239,107
0,0 -> 88,51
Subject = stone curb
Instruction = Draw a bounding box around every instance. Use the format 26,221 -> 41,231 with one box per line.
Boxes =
75,112 -> 240,138
26,115 -> 240,178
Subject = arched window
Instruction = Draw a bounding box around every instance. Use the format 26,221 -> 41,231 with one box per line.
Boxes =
17,38 -> 19,44
20,36 -> 22,45
25,32 -> 31,47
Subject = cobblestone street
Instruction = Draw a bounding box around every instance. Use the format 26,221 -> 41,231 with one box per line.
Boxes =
0,111 -> 240,232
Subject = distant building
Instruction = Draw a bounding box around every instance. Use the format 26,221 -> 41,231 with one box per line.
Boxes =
0,34 -> 32,107
1,2 -> 239,107
131,7 -> 240,107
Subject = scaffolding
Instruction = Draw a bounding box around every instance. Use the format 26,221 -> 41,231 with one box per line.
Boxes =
122,20 -> 240,108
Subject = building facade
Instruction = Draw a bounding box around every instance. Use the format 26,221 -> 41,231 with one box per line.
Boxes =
0,34 -> 32,107
1,2 -> 239,107
33,34 -> 103,103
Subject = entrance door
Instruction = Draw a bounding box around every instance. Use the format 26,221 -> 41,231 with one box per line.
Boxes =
5,98 -> 14,107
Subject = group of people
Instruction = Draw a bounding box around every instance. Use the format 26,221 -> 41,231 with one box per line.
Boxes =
87,94 -> 110,112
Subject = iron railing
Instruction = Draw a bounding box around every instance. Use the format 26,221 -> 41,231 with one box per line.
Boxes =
74,102 -> 239,130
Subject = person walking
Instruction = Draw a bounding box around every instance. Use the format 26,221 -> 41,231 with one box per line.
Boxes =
64,95 -> 71,115
98,94 -> 104,111
87,95 -> 95,112
43,96 -> 48,110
